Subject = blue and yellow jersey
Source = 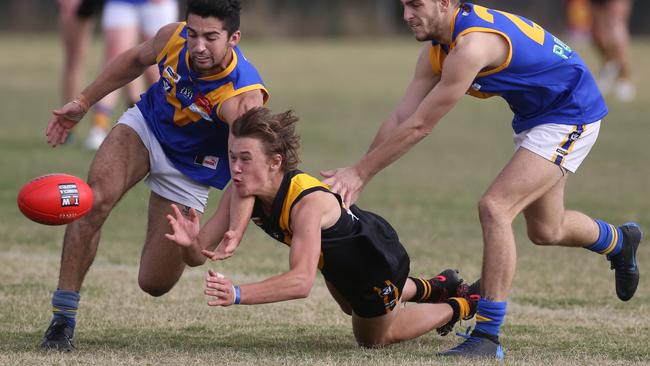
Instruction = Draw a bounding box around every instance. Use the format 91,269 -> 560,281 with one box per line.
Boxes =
429,3 -> 607,133
136,23 -> 269,189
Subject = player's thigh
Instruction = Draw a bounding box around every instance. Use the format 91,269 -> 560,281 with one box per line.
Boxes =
481,148 -> 564,221
87,124 -> 149,206
325,280 -> 352,315
352,308 -> 399,347
138,192 -> 203,291
523,175 -> 568,236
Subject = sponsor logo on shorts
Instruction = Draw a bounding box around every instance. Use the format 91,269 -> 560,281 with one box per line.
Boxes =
374,280 -> 399,313
58,183 -> 80,207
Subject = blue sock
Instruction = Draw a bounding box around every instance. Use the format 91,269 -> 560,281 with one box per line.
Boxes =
585,220 -> 623,257
51,289 -> 80,328
474,298 -> 507,339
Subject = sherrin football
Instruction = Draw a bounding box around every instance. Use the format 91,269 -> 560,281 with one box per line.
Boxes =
17,174 -> 93,225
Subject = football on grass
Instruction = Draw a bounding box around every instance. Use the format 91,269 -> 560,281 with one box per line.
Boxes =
17,174 -> 93,225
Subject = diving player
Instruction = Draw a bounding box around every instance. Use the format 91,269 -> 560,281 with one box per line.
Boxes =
166,107 -> 481,347
320,0 -> 642,359
42,0 -> 267,351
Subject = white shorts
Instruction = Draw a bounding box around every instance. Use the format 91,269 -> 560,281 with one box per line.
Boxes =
102,0 -> 178,36
513,121 -> 601,173
116,106 -> 209,212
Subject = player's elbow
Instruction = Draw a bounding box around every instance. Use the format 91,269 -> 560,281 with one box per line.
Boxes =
290,274 -> 315,299
409,118 -> 434,141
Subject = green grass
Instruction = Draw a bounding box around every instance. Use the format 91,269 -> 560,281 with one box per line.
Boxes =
1,34 -> 649,365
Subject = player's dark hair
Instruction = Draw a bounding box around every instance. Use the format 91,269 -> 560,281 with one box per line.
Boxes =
186,0 -> 241,36
232,107 -> 301,172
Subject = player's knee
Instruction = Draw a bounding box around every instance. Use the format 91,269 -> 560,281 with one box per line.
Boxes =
138,277 -> 173,297
527,226 -> 563,246
87,185 -> 120,219
478,195 -> 510,226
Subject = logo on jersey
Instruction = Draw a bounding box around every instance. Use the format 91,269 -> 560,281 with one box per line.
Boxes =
193,155 -> 219,170
345,208 -> 359,222
471,82 -> 482,91
162,78 -> 173,94
164,66 -> 181,82
180,86 -> 194,100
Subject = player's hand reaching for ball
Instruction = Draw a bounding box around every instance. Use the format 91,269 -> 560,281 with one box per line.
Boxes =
201,230 -> 239,261
165,204 -> 200,247
205,269 -> 237,306
46,95 -> 90,147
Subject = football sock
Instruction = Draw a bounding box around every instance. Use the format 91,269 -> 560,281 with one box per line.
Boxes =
585,219 -> 623,257
92,104 -> 112,131
445,297 -> 471,322
409,276 -> 438,302
473,298 -> 506,342
51,289 -> 80,328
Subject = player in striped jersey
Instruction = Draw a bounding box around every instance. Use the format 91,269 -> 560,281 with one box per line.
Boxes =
166,107 -> 481,347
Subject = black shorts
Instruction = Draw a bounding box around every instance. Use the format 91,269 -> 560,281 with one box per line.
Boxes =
76,0 -> 104,19
320,206 -> 410,318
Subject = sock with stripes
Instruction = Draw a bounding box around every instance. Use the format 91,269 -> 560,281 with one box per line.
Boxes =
51,289 -> 80,328
585,219 -> 623,258
473,298 -> 506,343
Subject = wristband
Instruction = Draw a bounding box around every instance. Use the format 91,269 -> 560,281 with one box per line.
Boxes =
72,94 -> 90,113
232,285 -> 241,304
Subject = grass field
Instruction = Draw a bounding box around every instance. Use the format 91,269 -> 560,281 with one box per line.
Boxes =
1,33 -> 649,365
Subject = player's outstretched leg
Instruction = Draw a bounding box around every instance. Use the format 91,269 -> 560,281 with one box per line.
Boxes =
409,269 -> 463,303
608,223 -> 642,301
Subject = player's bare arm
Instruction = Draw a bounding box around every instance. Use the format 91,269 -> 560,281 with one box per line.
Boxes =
368,45 -> 440,153
46,22 -> 182,146
324,32 -> 508,206
205,193 -> 329,306
321,46 -> 438,197
213,89 -> 267,258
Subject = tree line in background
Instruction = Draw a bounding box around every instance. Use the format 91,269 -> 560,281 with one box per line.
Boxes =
2,0 -> 649,36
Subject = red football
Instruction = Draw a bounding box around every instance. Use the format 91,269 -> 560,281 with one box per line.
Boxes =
17,174 -> 94,225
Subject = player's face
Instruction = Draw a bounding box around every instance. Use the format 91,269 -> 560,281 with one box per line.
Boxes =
401,0 -> 446,41
229,137 -> 281,198
186,14 -> 240,75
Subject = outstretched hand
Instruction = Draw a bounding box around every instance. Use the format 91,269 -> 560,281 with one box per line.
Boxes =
205,269 -> 235,306
46,99 -> 89,147
201,230 -> 240,261
165,204 -> 200,247
320,166 -> 365,208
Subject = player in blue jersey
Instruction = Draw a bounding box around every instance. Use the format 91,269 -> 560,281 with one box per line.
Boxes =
85,0 -> 179,150
321,0 -> 642,359
166,107 -> 481,347
42,0 -> 267,351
